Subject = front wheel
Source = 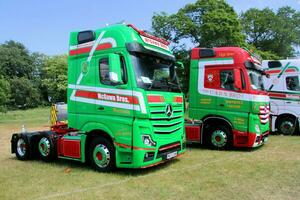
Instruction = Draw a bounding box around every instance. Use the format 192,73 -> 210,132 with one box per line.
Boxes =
208,125 -> 232,150
89,137 -> 115,172
277,116 -> 298,135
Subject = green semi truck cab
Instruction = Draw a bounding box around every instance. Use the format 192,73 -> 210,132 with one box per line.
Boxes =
11,24 -> 186,171
185,47 -> 270,149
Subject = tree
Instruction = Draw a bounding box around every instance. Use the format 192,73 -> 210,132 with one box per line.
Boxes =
152,0 -> 246,93
10,77 -> 41,108
0,77 -> 10,112
30,52 -> 49,103
240,8 -> 276,50
240,6 -> 300,58
273,7 -> 300,58
42,55 -> 68,103
152,0 -> 246,49
0,40 -> 34,78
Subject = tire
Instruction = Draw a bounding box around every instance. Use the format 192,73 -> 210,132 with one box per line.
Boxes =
276,116 -> 299,135
89,137 -> 115,172
207,125 -> 233,150
15,135 -> 30,160
37,135 -> 57,161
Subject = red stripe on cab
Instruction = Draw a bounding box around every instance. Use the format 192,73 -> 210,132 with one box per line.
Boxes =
69,47 -> 92,56
269,92 -> 286,98
69,43 -> 113,56
147,95 -> 165,103
174,96 -> 183,103
75,90 -> 98,99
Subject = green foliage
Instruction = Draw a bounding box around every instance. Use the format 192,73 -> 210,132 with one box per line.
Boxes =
0,77 -> 10,112
240,6 -> 300,58
30,52 -> 49,102
42,55 -> 68,103
0,40 -> 68,111
244,44 -> 280,60
173,49 -> 190,94
152,12 -> 176,43
152,0 -> 246,93
10,77 -> 41,108
152,0 -> 246,48
0,40 -> 34,78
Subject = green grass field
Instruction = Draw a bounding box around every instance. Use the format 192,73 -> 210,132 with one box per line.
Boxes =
0,108 -> 300,200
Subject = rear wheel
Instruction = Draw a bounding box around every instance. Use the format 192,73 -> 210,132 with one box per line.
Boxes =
89,137 -> 115,172
38,135 -> 56,161
276,116 -> 298,135
15,135 -> 30,160
208,125 -> 232,150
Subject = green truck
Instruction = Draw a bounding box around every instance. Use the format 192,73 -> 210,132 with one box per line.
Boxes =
185,47 -> 270,149
11,24 -> 186,171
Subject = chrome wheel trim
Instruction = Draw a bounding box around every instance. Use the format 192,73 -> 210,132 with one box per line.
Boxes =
211,129 -> 227,148
93,144 -> 111,168
17,138 -> 26,157
38,137 -> 51,157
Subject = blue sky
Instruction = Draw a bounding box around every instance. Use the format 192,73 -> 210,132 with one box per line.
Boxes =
0,0 -> 299,55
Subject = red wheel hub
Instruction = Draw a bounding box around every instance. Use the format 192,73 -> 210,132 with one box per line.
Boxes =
41,143 -> 45,150
215,136 -> 221,142
284,124 -> 290,129
96,152 -> 103,161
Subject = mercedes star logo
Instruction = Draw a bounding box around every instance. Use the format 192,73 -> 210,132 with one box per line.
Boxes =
165,104 -> 173,118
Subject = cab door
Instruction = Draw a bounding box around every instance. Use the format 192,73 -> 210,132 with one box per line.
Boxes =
284,74 -> 300,112
94,53 -> 135,148
217,68 -> 247,111
216,68 -> 250,130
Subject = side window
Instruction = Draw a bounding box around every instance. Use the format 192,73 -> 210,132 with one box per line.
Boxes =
99,58 -> 111,85
220,70 -> 235,91
286,76 -> 300,91
99,56 -> 127,85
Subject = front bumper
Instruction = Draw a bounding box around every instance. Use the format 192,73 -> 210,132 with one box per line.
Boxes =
233,130 -> 269,148
131,141 -> 186,168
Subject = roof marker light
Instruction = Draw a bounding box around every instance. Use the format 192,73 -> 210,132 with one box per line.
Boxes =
127,24 -> 170,46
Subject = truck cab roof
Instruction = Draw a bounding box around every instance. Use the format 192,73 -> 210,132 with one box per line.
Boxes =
68,23 -> 174,60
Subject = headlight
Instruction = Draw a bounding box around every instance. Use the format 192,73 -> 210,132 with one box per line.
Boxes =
142,135 -> 156,147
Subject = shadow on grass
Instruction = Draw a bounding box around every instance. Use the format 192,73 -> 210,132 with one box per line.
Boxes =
8,155 -> 179,177
186,142 -> 264,153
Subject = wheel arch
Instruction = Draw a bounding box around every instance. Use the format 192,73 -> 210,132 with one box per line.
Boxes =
275,113 -> 299,134
201,115 -> 233,144
202,115 -> 233,130
275,113 -> 298,127
84,129 -> 115,163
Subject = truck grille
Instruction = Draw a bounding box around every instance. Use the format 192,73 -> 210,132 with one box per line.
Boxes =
149,104 -> 184,134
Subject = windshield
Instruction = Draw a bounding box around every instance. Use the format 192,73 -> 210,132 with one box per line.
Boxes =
131,53 -> 181,92
247,69 -> 265,90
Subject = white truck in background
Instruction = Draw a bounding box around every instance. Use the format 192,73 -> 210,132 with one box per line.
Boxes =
262,59 -> 300,135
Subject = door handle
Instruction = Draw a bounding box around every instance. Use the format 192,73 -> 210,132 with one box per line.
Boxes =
286,101 -> 291,104
219,104 -> 225,107
98,106 -> 105,110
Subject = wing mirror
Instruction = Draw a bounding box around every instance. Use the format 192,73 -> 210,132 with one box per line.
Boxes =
175,61 -> 184,69
108,53 -> 123,84
234,69 -> 242,91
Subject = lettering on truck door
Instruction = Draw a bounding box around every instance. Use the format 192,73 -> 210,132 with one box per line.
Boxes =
94,54 -> 134,146
216,68 -> 249,131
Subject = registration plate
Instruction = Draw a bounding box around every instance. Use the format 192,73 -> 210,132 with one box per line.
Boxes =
166,151 -> 177,159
